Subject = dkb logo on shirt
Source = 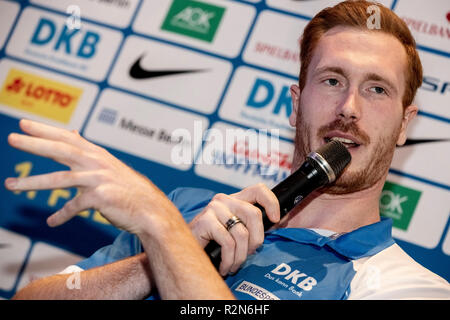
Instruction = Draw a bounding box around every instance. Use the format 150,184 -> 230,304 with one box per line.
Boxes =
270,263 -> 317,292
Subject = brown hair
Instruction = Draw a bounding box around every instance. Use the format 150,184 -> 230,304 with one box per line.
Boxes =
299,0 -> 422,108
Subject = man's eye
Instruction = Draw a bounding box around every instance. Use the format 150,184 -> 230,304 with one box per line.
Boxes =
370,86 -> 386,94
324,79 -> 339,86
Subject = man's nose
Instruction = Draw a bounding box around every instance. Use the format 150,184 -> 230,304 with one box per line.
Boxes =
335,90 -> 361,123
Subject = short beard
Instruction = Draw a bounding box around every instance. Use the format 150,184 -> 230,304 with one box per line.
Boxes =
323,131 -> 398,194
293,108 -> 401,195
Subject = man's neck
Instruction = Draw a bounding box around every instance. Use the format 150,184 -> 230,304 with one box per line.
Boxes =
276,178 -> 386,234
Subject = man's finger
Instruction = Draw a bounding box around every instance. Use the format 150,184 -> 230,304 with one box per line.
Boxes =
212,193 -> 264,255
232,183 -> 280,224
47,194 -> 90,227
8,133 -> 85,168
196,208 -> 236,276
228,223 -> 249,274
19,119 -> 94,150
212,200 -> 249,274
5,171 -> 91,191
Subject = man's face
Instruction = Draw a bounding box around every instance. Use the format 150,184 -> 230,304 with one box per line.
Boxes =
290,26 -> 418,194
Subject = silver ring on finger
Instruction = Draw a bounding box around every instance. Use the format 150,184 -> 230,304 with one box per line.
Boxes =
225,215 -> 244,232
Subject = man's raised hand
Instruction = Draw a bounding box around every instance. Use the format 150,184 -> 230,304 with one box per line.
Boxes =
4,119 -> 177,235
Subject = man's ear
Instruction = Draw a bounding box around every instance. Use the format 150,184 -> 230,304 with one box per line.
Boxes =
289,84 -> 301,127
397,104 -> 418,146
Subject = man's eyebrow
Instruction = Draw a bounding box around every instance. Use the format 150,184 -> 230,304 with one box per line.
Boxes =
313,66 -> 349,78
362,73 -> 398,94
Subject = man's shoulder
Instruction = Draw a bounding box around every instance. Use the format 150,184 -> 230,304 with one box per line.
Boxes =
348,243 -> 450,299
372,244 -> 447,281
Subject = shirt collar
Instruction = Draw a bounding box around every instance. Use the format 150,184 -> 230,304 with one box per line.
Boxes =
266,217 -> 395,260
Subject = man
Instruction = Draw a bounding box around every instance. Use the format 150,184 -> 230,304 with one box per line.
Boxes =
8,1 -> 450,299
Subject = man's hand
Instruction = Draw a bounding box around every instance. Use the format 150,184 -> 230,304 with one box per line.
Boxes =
5,119 -> 236,299
4,119 -> 175,235
189,184 -> 280,276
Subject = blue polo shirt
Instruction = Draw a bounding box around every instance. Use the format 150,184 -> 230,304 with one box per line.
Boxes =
74,187 -> 449,300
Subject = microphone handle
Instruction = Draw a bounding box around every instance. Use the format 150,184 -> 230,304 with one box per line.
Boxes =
204,159 -> 329,270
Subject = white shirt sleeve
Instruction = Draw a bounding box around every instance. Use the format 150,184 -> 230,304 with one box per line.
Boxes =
348,244 -> 450,300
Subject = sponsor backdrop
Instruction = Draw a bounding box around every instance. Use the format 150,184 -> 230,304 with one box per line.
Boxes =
0,0 -> 448,299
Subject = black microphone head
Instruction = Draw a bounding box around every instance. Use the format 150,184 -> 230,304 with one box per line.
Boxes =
307,140 -> 351,183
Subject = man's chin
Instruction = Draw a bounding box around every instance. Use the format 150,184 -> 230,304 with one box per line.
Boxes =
321,170 -> 372,195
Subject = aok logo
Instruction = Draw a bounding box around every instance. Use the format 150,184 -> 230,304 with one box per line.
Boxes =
30,17 -> 100,59
161,0 -> 225,43
379,181 -> 422,231
0,68 -> 82,123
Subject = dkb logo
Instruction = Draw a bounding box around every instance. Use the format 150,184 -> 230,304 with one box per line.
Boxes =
30,17 -> 100,59
246,78 -> 292,118
379,181 -> 422,231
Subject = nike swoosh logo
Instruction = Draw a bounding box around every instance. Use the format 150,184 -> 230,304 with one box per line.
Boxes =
400,138 -> 450,147
129,54 -> 206,79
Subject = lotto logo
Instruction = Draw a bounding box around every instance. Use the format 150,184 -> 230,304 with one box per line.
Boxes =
0,68 -> 82,123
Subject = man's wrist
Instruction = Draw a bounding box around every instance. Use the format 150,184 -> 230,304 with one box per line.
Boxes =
134,198 -> 185,241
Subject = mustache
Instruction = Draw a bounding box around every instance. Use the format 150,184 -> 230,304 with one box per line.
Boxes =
317,119 -> 371,145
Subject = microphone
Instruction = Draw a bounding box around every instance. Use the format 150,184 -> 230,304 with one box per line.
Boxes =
204,140 -> 351,270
